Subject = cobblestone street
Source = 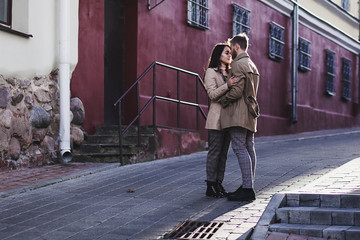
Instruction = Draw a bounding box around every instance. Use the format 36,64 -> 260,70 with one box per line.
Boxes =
0,128 -> 359,239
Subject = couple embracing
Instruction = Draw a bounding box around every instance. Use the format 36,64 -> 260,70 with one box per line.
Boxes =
204,33 -> 260,202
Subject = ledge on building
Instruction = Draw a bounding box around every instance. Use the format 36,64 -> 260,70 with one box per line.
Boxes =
0,25 -> 33,38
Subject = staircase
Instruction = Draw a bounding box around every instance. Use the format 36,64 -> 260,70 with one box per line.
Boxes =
72,125 -> 156,164
249,193 -> 360,240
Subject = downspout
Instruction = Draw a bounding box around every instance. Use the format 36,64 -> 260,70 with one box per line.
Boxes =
58,0 -> 72,163
291,0 -> 299,123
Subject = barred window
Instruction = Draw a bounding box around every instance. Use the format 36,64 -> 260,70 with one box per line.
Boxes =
147,0 -> 166,11
232,3 -> 250,37
0,0 -> 11,26
269,22 -> 285,61
325,50 -> 336,96
341,58 -> 351,101
341,0 -> 350,11
187,0 -> 209,30
298,37 -> 311,72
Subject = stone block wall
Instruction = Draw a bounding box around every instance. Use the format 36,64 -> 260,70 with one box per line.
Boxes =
0,70 -> 85,170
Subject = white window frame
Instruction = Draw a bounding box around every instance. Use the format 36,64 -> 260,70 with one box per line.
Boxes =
269,22 -> 285,61
325,49 -> 336,96
232,3 -> 250,38
298,37 -> 311,72
187,0 -> 209,30
341,58 -> 351,101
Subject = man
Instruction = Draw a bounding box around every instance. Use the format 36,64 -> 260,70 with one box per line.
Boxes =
220,33 -> 260,201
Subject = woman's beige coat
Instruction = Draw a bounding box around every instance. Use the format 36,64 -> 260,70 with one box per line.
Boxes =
204,68 -> 229,130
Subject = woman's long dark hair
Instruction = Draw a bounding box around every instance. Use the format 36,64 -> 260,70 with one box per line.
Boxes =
207,43 -> 230,72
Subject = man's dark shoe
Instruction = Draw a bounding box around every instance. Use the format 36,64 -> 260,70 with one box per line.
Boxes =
227,185 -> 242,196
206,181 -> 225,198
227,188 -> 256,201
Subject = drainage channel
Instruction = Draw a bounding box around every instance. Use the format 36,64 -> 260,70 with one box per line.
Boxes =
163,220 -> 224,239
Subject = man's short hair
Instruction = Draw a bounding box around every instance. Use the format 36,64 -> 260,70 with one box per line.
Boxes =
229,33 -> 249,51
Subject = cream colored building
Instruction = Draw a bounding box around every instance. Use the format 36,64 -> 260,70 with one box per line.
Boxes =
298,0 -> 359,40
0,0 -> 79,79
0,0 -> 80,166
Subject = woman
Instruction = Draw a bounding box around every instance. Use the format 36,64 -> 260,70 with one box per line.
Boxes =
204,43 -> 239,198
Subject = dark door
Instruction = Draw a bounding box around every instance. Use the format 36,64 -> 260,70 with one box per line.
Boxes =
104,0 -> 125,125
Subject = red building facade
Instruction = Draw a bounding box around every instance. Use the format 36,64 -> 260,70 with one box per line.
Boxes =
71,0 -> 360,138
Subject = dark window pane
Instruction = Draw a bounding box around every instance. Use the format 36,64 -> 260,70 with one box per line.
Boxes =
0,0 -> 9,24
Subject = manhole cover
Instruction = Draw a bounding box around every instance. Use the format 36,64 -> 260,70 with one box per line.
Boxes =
163,220 -> 224,239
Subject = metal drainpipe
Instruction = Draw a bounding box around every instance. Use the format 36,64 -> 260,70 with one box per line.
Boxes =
291,0 -> 299,123
58,0 -> 72,163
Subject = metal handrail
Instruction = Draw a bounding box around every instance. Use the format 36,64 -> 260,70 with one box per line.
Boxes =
114,61 -> 207,165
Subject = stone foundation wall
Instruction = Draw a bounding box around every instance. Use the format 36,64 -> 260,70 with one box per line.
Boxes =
0,70 -> 85,170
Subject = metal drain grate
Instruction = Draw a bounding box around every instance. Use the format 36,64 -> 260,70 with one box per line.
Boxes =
163,221 -> 224,239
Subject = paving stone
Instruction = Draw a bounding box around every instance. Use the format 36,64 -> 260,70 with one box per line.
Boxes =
341,195 -> 360,208
286,193 -> 300,207
298,224 -> 327,238
332,211 -> 354,225
276,208 -> 289,223
289,207 -> 312,224
310,209 -> 332,225
287,233 -> 308,240
300,194 -> 320,207
354,212 -> 360,226
323,225 -> 351,240
265,231 -> 289,240
250,225 -> 268,240
320,194 -> 340,208
307,237 -> 328,240
346,226 -> 360,240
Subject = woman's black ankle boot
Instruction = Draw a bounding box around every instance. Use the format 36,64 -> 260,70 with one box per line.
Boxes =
217,181 -> 228,197
206,181 -> 225,198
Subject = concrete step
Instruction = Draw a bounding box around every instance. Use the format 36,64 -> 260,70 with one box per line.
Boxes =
285,193 -> 360,208
72,152 -> 127,163
86,134 -> 154,145
276,207 -> 360,226
94,125 -> 155,135
269,223 -> 360,240
248,194 -> 360,240
79,143 -> 142,155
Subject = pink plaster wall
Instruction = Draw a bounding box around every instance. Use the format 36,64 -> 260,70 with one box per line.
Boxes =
133,0 -> 359,137
75,0 -> 360,138
71,0 -> 105,134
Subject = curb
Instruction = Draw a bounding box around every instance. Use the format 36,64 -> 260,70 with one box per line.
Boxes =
246,194 -> 286,240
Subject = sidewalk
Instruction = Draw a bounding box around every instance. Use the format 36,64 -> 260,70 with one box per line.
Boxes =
0,127 -> 359,240
0,162 -> 114,198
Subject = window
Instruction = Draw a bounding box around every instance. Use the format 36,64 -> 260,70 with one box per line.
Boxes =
0,0 -> 31,38
341,58 -> 351,101
232,4 -> 250,37
341,0 -> 350,11
0,0 -> 11,27
325,50 -> 336,96
269,22 -> 285,61
147,0 -> 165,10
187,0 -> 209,30
298,37 -> 311,72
